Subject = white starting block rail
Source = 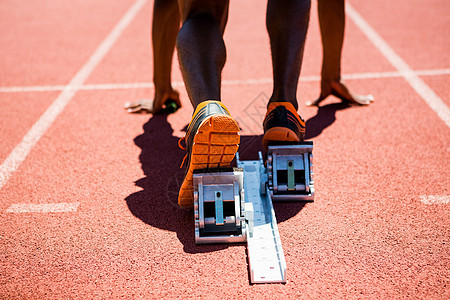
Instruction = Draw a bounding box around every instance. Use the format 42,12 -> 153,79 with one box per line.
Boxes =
193,143 -> 314,284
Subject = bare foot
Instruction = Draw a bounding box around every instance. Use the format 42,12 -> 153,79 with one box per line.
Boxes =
124,89 -> 181,114
306,80 -> 374,107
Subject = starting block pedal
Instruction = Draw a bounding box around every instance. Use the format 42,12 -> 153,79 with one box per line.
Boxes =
192,142 -> 314,284
193,169 -> 246,244
266,142 -> 314,201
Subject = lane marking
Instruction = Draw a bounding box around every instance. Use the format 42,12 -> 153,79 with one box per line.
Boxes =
343,68 -> 450,79
0,0 -> 148,190
6,203 -> 80,213
0,85 -> 68,93
1,68 -> 449,93
420,195 -> 450,205
347,3 -> 450,128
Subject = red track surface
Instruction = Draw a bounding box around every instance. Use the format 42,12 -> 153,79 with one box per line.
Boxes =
1,0 -> 449,298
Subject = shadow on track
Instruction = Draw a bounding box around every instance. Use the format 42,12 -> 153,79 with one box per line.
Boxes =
125,102 -> 352,253
125,114 -> 231,253
305,102 -> 351,140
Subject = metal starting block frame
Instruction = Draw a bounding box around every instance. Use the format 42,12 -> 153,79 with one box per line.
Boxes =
193,142 -> 314,284
266,142 -> 314,201
193,169 -> 246,244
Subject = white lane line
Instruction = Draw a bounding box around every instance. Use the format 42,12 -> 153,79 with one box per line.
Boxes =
1,68 -> 449,93
347,3 -> 450,128
0,85 -> 69,93
6,203 -> 80,213
412,68 -> 450,77
0,83 -> 154,93
0,0 -> 148,190
420,195 -> 450,205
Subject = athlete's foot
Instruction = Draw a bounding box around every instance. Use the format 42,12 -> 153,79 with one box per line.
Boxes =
178,101 -> 240,208
262,102 -> 305,150
306,80 -> 374,107
124,89 -> 181,114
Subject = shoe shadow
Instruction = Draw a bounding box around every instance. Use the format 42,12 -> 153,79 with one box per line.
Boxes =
305,102 -> 351,140
125,115 -> 311,253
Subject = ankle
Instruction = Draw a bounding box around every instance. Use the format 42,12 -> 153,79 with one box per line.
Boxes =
268,99 -> 298,111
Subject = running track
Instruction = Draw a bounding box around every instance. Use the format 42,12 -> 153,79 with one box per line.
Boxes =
1,0 -> 449,298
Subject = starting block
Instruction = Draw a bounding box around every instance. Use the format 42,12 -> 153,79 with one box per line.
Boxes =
266,142 -> 314,201
193,169 -> 246,244
193,142 -> 314,284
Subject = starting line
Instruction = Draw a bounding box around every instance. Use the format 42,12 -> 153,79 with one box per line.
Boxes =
0,68 -> 449,93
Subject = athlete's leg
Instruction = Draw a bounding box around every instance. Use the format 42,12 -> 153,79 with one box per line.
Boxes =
262,0 -> 311,148
266,0 -> 311,111
306,0 -> 373,106
176,0 -> 229,109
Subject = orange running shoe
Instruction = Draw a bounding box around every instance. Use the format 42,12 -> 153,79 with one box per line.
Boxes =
262,102 -> 305,149
178,101 -> 240,208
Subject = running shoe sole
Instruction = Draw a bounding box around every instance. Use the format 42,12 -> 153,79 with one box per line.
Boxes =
178,114 -> 240,207
262,126 -> 301,149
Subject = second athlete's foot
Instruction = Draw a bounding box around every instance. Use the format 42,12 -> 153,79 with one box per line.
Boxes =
262,102 -> 305,150
178,101 -> 240,208
306,80 -> 374,107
